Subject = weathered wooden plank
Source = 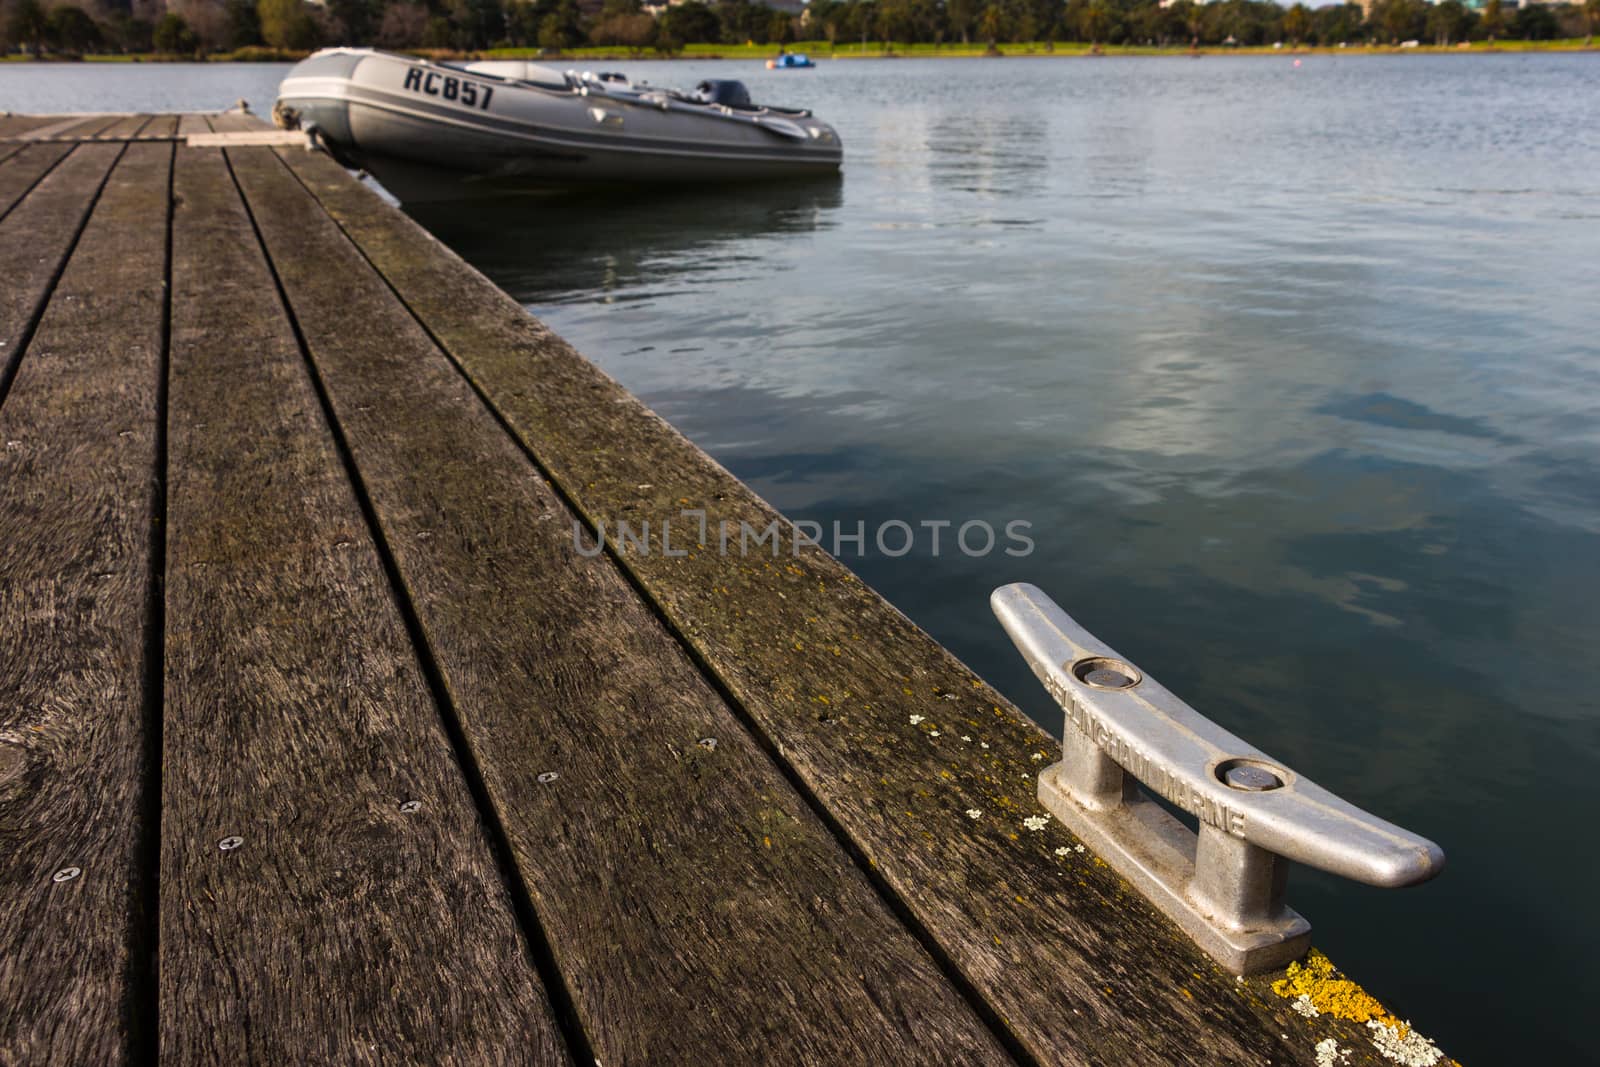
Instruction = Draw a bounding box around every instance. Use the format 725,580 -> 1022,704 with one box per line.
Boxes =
0,115 -> 41,136
0,142 -> 74,221
0,141 -> 170,1066
0,146 -> 123,388
231,144 -> 1013,1065
280,148 -> 1436,1067
208,111 -> 268,133
98,115 -> 152,140
3,115 -> 78,140
14,115 -> 104,141
47,115 -> 123,140
140,115 -> 180,140
175,114 -> 211,137
0,114 -> 63,139
159,145 -> 570,1066
189,130 -> 312,148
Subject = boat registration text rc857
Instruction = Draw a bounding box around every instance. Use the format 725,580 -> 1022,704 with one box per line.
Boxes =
400,68 -> 495,112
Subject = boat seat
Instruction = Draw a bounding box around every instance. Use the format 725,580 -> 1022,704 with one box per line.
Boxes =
460,60 -> 571,90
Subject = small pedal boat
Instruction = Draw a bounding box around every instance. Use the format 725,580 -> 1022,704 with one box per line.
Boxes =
767,52 -> 816,69
273,48 -> 842,201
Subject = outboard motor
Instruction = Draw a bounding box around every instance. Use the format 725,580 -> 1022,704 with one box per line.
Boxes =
694,79 -> 753,110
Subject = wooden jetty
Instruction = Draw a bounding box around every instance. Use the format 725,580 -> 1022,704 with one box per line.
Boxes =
0,111 -> 1453,1066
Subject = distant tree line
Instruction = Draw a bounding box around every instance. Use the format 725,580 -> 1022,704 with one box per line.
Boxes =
2,0 -> 1596,57
812,0 -> 1593,45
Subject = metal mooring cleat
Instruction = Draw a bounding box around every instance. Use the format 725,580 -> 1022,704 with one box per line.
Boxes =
992,583 -> 1445,975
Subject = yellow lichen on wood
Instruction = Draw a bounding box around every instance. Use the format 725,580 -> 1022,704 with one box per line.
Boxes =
1272,954 -> 1459,1067
1271,950 -> 1392,1025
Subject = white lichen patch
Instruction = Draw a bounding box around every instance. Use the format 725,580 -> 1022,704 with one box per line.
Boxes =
1314,1037 -> 1348,1067
1031,752 -> 1045,761
965,808 -> 983,820
1022,815 -> 1050,831
1053,847 -> 1070,857
979,742 -> 990,749
960,735 -> 972,742
908,714 -> 925,725
929,730 -> 941,737
1074,844 -> 1085,853
1291,994 -> 1321,1018
1366,1020 -> 1442,1066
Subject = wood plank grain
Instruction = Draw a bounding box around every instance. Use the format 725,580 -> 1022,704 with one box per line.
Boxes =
0,146 -> 123,387
176,114 -> 211,137
51,115 -> 124,140
208,111 -> 268,133
141,115 -> 180,139
13,115 -> 103,142
0,142 -> 74,220
0,141 -> 170,1066
277,148 -> 1432,1067
230,144 -> 1014,1067
98,115 -> 152,139
0,115 -> 64,139
159,144 -> 570,1067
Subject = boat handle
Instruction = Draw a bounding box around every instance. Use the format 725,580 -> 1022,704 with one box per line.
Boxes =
992,582 -> 1444,974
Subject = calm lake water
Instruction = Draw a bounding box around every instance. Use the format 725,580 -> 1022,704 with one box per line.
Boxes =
6,54 -> 1598,1061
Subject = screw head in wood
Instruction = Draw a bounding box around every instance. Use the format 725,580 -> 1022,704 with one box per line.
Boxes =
52,866 -> 81,883
537,772 -> 559,784
218,836 -> 244,851
399,800 -> 422,813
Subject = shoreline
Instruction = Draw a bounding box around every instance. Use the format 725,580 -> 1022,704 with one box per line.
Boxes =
2,38 -> 1596,64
